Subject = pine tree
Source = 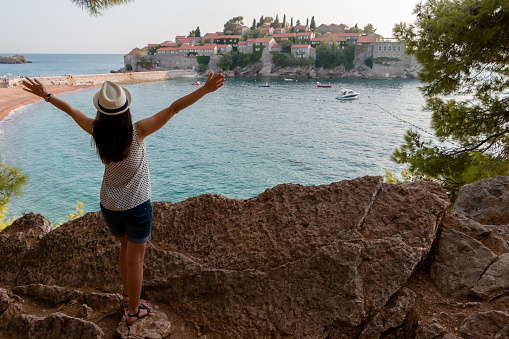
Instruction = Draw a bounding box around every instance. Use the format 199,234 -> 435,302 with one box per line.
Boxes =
391,0 -> 509,198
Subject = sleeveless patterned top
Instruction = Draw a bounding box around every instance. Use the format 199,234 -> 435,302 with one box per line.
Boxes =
100,124 -> 151,211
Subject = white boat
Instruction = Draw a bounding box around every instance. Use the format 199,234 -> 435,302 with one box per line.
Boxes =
284,78 -> 293,81
336,88 -> 359,100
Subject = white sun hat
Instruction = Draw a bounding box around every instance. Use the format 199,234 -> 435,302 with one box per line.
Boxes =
93,81 -> 132,115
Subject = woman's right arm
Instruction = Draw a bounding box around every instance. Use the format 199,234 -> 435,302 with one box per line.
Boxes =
22,77 -> 94,135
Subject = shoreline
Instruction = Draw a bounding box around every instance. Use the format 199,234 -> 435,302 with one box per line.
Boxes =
0,70 -> 199,123
0,85 -> 95,123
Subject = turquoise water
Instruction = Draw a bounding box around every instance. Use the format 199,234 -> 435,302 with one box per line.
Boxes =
0,54 -> 124,77
0,66 -> 432,224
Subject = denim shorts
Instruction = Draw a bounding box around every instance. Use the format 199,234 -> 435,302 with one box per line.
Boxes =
100,200 -> 152,244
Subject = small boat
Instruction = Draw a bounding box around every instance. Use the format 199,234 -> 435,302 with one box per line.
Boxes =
317,81 -> 332,88
336,88 -> 360,100
284,78 -> 293,81
192,81 -> 201,85
259,81 -> 270,87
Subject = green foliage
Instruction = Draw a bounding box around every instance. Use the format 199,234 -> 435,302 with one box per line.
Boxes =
373,56 -> 401,65
137,60 -> 156,69
0,162 -> 27,231
348,24 -> 361,33
220,51 -> 260,70
315,41 -> 356,70
365,56 -> 373,68
197,56 -> 210,72
195,26 -> 201,37
384,167 -> 434,184
391,0 -> 509,199
224,16 -> 244,35
196,56 -> 210,66
55,202 -> 84,228
271,52 -> 314,67
310,16 -> 316,30
363,23 -> 377,34
71,0 -> 133,16
279,40 -> 293,53
125,64 -> 132,71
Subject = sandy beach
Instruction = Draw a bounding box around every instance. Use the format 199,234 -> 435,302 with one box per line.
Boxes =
0,84 -> 94,123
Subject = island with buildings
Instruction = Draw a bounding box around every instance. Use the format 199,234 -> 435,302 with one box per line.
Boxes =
123,19 -> 420,79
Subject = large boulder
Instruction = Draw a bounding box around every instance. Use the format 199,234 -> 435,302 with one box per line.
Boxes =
430,176 -> 509,300
0,213 -> 52,284
144,176 -> 449,337
452,176 -> 509,225
429,227 -> 497,297
1,177 -> 450,337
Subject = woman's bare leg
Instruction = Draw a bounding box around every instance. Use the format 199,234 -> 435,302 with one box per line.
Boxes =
126,240 -> 149,321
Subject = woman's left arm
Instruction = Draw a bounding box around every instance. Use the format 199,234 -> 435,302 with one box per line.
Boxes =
22,77 -> 94,135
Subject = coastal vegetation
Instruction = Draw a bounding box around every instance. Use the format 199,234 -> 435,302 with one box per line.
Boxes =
0,162 -> 26,231
220,49 -> 264,71
271,52 -> 314,67
314,41 -> 356,70
390,0 -> 509,200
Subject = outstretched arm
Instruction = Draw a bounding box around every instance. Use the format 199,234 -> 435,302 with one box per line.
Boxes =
136,72 -> 225,141
22,77 -> 94,135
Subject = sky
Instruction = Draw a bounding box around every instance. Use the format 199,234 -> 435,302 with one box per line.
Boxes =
1,0 -> 421,54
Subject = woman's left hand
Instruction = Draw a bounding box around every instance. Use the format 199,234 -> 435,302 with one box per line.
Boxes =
22,77 -> 49,99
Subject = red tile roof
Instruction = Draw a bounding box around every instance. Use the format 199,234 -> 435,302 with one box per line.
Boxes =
272,44 -> 281,48
238,41 -> 247,45
296,32 -> 313,36
148,44 -> 160,48
357,35 -> 377,43
158,47 -> 180,52
273,33 -> 295,38
291,44 -> 311,48
254,38 -> 274,43
124,49 -> 141,57
311,37 -> 347,42
161,42 -> 177,47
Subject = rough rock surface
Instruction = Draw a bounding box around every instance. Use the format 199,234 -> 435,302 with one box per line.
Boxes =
471,253 -> 509,301
0,212 -> 52,284
453,176 -> 509,225
2,176 -> 509,338
429,227 -> 497,297
429,176 -> 509,301
460,311 -> 509,339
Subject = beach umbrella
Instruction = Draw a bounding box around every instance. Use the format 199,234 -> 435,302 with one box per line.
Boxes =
4,73 -> 11,79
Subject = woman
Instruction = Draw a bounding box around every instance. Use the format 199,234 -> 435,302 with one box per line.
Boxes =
22,73 -> 225,325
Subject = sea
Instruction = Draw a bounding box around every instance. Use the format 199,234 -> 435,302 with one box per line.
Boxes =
0,54 -> 433,224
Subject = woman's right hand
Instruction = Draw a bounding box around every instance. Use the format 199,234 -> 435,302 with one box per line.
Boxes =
202,72 -> 225,94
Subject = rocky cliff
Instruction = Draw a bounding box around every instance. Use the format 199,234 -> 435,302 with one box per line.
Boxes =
0,54 -> 31,64
221,63 -> 418,79
0,176 -> 508,338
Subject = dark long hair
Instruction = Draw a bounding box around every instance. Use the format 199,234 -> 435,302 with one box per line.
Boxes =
92,109 -> 133,165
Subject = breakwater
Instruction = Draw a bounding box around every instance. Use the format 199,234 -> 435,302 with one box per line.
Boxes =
6,69 -> 198,87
